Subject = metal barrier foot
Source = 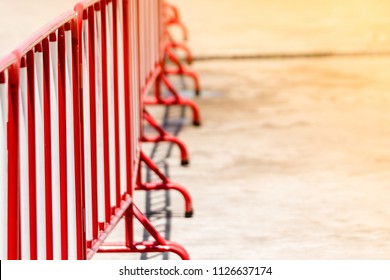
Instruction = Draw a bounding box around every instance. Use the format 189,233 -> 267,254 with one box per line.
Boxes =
132,204 -> 190,259
185,209 -> 194,218
165,42 -> 193,65
145,95 -> 201,127
148,73 -> 201,126
137,151 -> 194,216
97,204 -> 190,260
164,67 -> 201,97
142,109 -> 190,165
163,42 -> 200,96
193,120 -> 201,126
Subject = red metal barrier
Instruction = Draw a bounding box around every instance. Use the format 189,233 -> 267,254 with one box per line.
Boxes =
141,1 -> 202,119
74,0 -> 192,259
0,0 -> 198,260
0,53 -> 20,260
12,11 -> 85,260
161,2 -> 200,96
163,2 -> 188,42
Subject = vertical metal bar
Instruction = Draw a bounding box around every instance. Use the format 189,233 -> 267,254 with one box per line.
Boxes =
19,58 -> 31,260
42,38 -> 54,260
116,0 -> 127,198
100,1 -> 112,224
133,0 -> 140,166
106,0 -> 117,211
27,50 -> 38,260
154,0 -> 162,104
156,0 -> 159,65
139,0 -> 144,88
49,32 -> 61,260
57,26 -> 69,260
147,0 -> 151,76
64,25 -> 77,260
122,0 -> 134,248
87,6 -> 99,240
112,0 -> 122,208
158,0 -> 164,63
34,44 -> 47,260
81,14 -> 93,245
0,70 -> 8,260
7,60 -> 21,260
144,0 -> 148,78
151,0 -> 155,69
137,0 -> 142,90
135,0 -> 141,159
130,0 -> 136,174
71,16 -> 86,260
94,4 -> 106,231
150,0 -> 153,62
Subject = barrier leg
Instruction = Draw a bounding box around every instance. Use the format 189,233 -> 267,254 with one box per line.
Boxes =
163,2 -> 188,41
165,42 -> 192,65
145,73 -> 201,126
163,40 -> 201,97
164,2 -> 180,22
163,43 -> 200,97
142,109 -> 190,166
135,151 -> 193,218
164,67 -> 200,97
97,203 -> 190,260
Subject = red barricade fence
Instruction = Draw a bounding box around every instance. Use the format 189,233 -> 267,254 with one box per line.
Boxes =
0,0 -> 199,260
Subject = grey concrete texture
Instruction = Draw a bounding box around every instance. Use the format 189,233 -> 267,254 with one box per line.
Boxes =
173,57 -> 390,259
169,0 -> 390,56
161,0 -> 390,259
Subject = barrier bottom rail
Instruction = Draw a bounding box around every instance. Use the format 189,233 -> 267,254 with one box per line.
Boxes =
164,66 -> 200,97
95,203 -> 190,260
136,151 -> 193,218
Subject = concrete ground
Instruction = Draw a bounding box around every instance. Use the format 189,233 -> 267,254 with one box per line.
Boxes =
172,57 -> 390,259
2,0 -> 390,259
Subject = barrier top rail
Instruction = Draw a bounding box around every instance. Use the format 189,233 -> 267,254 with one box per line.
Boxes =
0,53 -> 19,72
17,11 -> 76,57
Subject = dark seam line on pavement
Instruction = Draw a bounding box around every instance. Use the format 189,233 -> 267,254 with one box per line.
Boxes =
192,51 -> 390,61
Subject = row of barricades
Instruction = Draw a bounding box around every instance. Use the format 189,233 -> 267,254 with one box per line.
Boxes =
0,0 -> 200,260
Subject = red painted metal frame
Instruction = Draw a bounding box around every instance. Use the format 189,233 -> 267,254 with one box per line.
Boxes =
160,2 -> 201,96
143,65 -> 201,126
163,2 -> 188,42
143,1 -> 201,129
97,204 -> 190,259
0,53 -> 21,260
1,0 -> 195,260
165,41 -> 193,65
15,10 -> 86,260
75,0 -> 191,260
136,151 -> 193,217
142,109 -> 189,166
